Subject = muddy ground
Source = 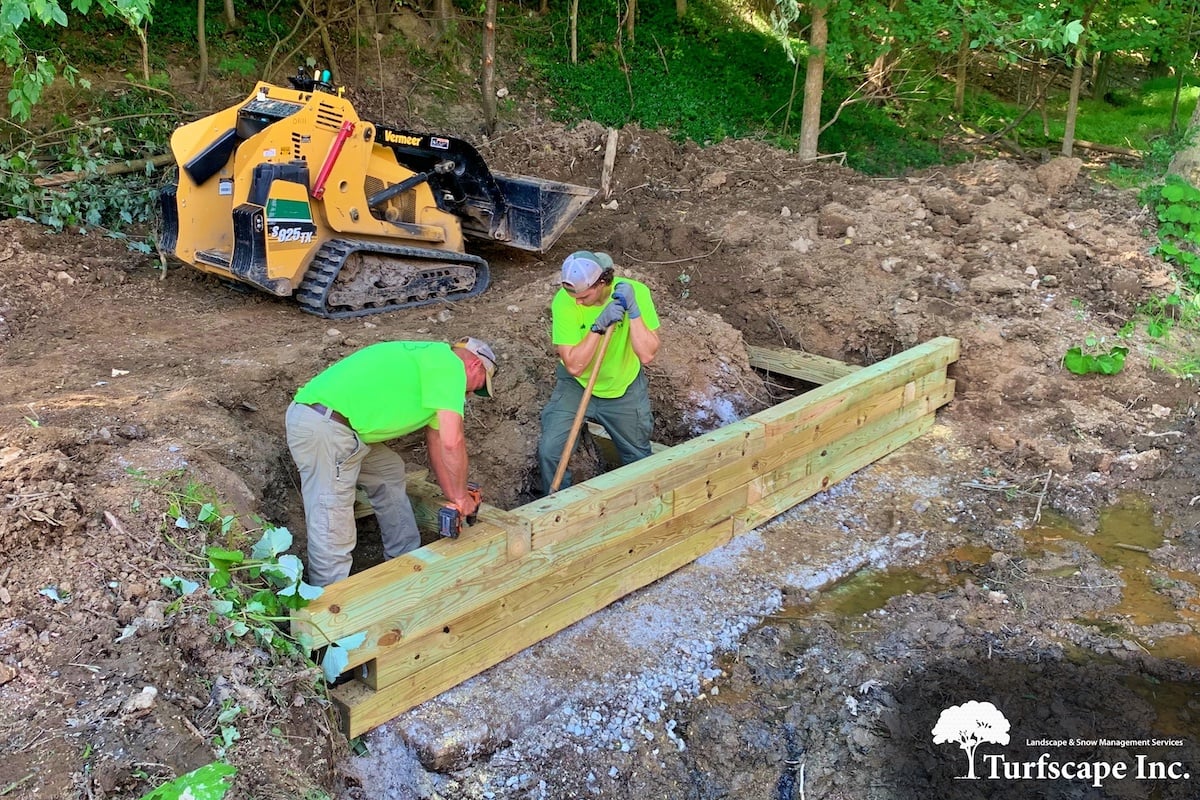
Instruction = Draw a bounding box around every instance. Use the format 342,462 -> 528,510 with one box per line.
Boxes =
2,104 -> 1200,799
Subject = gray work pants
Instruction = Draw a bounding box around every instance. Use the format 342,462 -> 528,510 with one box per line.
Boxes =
537,363 -> 653,495
285,402 -> 420,587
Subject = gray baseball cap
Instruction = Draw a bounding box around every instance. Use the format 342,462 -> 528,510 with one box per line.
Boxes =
453,337 -> 497,397
561,250 -> 614,291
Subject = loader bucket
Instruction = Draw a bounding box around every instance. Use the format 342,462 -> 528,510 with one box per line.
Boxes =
490,173 -> 598,253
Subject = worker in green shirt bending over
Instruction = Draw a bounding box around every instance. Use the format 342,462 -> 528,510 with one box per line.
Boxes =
286,337 -> 497,586
538,250 -> 660,495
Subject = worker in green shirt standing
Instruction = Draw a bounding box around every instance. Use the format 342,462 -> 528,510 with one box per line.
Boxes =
286,337 -> 497,586
538,251 -> 660,495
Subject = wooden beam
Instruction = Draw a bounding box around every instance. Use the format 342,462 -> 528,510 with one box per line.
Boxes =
361,376 -> 951,691
746,344 -> 862,384
334,519 -> 735,737
293,337 -> 960,735
363,479 -> 749,689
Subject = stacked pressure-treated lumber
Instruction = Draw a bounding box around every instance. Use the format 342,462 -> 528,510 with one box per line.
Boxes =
292,336 -> 960,737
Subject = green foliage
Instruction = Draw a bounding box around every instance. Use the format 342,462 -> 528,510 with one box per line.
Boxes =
820,89 -> 959,174
216,53 -> 258,79
0,78 -> 174,233
159,478 -> 361,689
1129,290 -> 1200,379
138,761 -> 236,800
0,0 -> 155,121
516,0 -> 800,145
162,521 -> 323,650
1063,334 -> 1128,376
1143,178 -> 1200,294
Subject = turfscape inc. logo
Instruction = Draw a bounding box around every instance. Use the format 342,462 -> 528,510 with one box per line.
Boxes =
932,699 -> 1190,788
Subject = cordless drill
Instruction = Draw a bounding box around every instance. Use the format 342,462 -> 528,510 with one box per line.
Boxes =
438,483 -> 482,538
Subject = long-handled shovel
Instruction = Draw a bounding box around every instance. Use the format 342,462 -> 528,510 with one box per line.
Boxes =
549,325 -> 614,493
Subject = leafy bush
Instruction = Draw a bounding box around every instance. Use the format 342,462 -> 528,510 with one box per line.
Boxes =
1063,337 -> 1128,375
1143,177 -> 1200,294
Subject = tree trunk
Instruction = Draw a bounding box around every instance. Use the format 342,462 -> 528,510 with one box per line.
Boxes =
1171,68 -> 1185,134
625,0 -> 635,44
1091,50 -> 1109,98
197,0 -> 209,92
953,26 -> 968,113
223,0 -> 241,29
1062,58 -> 1083,157
570,0 -> 579,63
798,2 -> 827,160
540,0 -> 548,14
434,0 -> 453,36
357,0 -> 379,37
1168,101 -> 1200,184
1061,3 -> 1097,158
138,26 -> 149,81
481,0 -> 498,134
676,0 -> 685,18
315,0 -> 339,81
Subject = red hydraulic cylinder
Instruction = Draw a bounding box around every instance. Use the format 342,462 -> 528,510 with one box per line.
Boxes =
311,120 -> 356,200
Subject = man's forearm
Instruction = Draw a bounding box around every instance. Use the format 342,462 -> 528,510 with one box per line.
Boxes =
428,429 -> 470,508
560,332 -> 603,377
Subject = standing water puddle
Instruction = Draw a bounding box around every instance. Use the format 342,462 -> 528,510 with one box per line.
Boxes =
702,497 -> 1200,798
767,496 -> 1199,666
773,543 -> 994,623
1022,495 -> 1200,663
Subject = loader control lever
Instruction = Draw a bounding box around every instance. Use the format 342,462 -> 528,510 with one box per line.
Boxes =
366,160 -> 456,210
288,65 -> 335,94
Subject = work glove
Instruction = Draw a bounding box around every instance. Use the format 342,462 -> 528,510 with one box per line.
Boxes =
590,300 -> 627,334
612,282 -> 640,319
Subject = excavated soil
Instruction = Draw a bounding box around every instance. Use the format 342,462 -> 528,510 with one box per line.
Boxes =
2,114 -> 1200,799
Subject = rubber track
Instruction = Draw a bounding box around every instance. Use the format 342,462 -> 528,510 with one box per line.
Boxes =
295,239 -> 491,319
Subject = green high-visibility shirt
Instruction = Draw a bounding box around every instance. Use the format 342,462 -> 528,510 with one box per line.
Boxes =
294,341 -> 465,443
550,278 -> 659,398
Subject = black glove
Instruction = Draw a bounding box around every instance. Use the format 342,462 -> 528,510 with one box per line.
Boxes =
590,300 -> 626,333
612,282 -> 640,319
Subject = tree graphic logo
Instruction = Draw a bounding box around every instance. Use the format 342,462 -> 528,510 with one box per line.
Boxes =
932,700 -> 1011,779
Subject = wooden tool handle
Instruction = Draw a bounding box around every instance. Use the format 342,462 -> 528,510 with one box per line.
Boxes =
549,326 -> 615,494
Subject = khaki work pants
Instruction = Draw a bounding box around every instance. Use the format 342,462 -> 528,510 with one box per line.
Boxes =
285,402 -> 420,587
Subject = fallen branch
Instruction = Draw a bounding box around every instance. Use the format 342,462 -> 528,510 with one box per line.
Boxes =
0,774 -> 34,797
1070,139 -> 1140,158
600,128 -> 619,200
35,153 -> 175,188
1112,542 -> 1152,555
1033,469 -> 1052,523
623,239 -> 723,266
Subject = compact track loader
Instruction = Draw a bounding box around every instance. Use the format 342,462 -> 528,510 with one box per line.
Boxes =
160,71 -> 596,318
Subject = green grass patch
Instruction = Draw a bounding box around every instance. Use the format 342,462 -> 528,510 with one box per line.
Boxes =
510,0 -> 953,174
1000,74 -> 1200,153
514,0 -> 799,144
